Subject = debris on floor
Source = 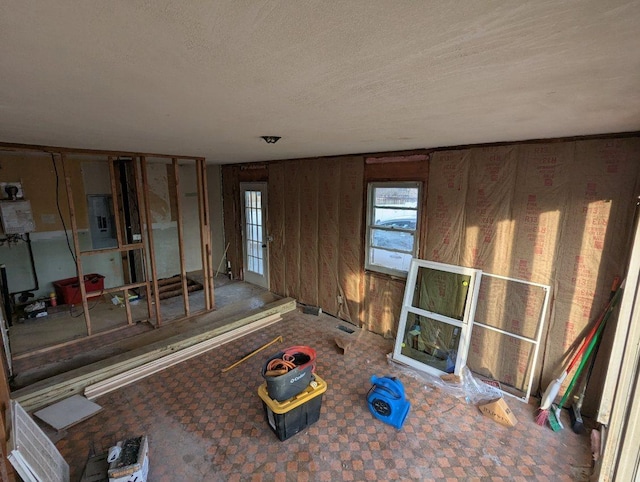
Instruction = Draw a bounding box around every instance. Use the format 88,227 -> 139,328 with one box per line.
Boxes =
478,397 -> 518,427
334,336 -> 352,355
80,452 -> 108,482
302,305 -> 322,315
107,435 -> 149,482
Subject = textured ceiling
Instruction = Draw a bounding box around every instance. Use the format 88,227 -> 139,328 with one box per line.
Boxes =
1,1 -> 639,164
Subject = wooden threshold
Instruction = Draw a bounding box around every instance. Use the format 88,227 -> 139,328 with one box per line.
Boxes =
11,297 -> 296,412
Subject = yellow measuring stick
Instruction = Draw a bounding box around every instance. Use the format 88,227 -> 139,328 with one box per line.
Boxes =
221,335 -> 283,372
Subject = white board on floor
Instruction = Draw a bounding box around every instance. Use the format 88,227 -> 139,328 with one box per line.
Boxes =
34,394 -> 102,431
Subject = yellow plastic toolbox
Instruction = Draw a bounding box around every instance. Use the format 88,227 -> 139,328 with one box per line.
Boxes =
258,374 -> 327,440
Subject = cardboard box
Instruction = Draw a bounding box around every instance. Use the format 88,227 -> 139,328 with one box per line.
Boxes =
478,398 -> 517,427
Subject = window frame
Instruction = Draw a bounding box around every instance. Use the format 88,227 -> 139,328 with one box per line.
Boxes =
392,259 -> 482,378
365,181 -> 422,277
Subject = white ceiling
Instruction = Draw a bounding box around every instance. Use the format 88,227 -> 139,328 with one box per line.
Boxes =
1,1 -> 639,164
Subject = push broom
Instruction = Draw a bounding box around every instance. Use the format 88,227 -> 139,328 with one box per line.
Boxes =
536,277 -> 623,426
549,278 -> 624,430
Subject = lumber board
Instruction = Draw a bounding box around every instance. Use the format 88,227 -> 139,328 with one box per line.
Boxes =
141,156 -> 162,325
84,314 -> 281,399
65,171 -> 92,336
12,297 -> 296,411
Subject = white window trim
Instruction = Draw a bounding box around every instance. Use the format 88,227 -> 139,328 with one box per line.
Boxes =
365,181 -> 421,278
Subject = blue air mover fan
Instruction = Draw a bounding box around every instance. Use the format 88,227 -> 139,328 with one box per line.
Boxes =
367,375 -> 410,429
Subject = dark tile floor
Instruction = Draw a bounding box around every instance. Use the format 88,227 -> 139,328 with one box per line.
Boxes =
57,310 -> 591,481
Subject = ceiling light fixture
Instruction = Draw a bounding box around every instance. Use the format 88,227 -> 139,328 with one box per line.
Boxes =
261,136 -> 281,144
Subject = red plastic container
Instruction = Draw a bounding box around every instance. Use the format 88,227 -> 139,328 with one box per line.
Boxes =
53,274 -> 105,305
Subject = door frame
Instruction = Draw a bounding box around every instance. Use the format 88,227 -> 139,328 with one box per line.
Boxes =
240,182 -> 269,289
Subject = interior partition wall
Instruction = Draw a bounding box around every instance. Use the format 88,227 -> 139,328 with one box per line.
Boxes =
0,144 -> 214,349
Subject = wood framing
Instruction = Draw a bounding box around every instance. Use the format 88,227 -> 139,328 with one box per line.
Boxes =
133,157 -> 155,324
0,141 -> 205,161
173,158 -> 190,316
197,159 -> 214,310
108,157 -> 125,247
65,169 -> 93,336
140,156 -> 162,325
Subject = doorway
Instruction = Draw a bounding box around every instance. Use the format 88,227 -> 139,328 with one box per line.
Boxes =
240,183 -> 269,289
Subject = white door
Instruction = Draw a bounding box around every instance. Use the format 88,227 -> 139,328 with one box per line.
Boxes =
240,183 -> 269,288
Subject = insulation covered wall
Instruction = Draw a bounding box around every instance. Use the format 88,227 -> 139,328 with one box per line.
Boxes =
267,157 -> 364,323
425,138 -> 640,401
221,135 -> 639,409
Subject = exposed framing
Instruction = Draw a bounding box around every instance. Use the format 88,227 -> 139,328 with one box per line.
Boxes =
197,159 -> 215,310
140,156 -> 162,325
392,259 -> 482,377
471,273 -> 551,402
2,143 -> 214,350
172,158 -> 190,316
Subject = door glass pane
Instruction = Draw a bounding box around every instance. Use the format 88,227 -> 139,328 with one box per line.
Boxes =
245,190 -> 264,275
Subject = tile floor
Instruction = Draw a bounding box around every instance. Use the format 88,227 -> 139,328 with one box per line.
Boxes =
57,309 -> 592,481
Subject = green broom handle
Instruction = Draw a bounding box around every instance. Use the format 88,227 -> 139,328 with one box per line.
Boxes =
558,285 -> 623,409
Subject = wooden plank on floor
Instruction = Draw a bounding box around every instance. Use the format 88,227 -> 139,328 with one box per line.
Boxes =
85,314 -> 282,399
12,297 -> 297,411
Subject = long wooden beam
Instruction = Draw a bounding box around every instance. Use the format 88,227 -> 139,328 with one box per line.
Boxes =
85,314 -> 282,399
64,161 -> 92,336
11,298 -> 296,411
79,243 -> 144,256
197,159 -> 214,310
173,158 -> 190,316
132,157 -> 154,326
0,141 -> 205,161
140,156 -> 162,325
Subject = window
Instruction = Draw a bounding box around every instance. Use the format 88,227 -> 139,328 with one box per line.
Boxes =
365,182 -> 421,276
392,259 -> 482,377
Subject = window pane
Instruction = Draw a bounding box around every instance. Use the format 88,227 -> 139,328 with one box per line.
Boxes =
369,248 -> 412,271
371,228 -> 414,251
374,187 -> 418,208
400,313 -> 461,373
412,267 -> 471,321
372,208 -> 417,228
